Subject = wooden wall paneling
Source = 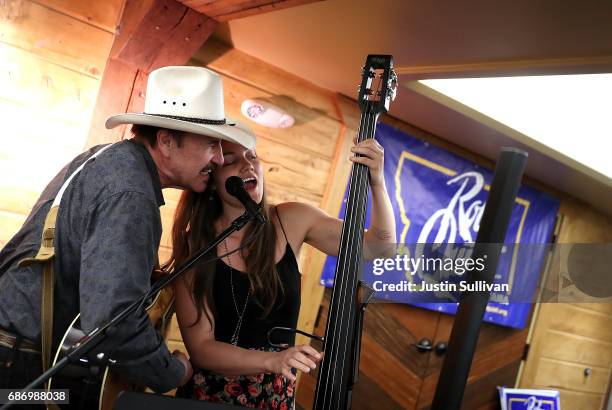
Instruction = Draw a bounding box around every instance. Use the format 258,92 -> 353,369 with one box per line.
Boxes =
193,38 -> 342,123
162,188 -> 183,203
216,73 -> 340,160
291,97 -> 357,407
0,56 -> 97,190
557,197 -> 612,243
0,211 -> 26,247
158,246 -> 172,265
265,182 -> 319,208
0,89 -> 92,194
294,94 -> 357,338
532,305 -> 612,349
0,43 -> 100,122
86,59 -> 138,147
539,329 -> 612,368
0,99 -> 88,154
255,135 -> 331,198
571,303 -> 612,315
534,357 -> 610,394
0,108 -> 87,192
520,303 -> 612,409
541,388 -> 604,410
34,0 -> 124,33
0,0 -> 113,77
167,310 -> 182,342
158,189 -> 180,266
0,187 -> 40,217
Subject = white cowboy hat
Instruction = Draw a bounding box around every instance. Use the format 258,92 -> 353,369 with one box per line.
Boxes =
105,66 -> 256,149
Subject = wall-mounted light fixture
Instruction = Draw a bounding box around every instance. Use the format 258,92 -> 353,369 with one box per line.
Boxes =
240,99 -> 295,128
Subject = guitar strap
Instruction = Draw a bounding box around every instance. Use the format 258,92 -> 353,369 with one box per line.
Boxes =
18,143 -> 116,376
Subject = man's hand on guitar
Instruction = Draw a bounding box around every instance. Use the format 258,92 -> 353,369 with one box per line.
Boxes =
173,350 -> 193,386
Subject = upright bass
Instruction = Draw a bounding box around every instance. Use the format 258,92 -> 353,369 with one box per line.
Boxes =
314,55 -> 397,410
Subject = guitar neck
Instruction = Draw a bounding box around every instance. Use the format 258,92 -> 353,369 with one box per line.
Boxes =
314,109 -> 379,409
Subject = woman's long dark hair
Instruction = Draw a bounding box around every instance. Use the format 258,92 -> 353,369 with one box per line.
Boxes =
166,181 -> 283,326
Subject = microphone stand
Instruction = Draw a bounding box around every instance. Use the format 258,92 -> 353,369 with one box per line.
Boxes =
1,209 -> 261,410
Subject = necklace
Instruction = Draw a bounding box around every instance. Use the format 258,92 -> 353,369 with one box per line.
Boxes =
223,239 -> 250,346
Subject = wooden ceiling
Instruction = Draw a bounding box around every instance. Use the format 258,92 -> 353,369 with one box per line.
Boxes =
184,0 -> 612,215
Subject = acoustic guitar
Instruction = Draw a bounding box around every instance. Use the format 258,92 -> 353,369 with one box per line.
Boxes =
47,270 -> 175,410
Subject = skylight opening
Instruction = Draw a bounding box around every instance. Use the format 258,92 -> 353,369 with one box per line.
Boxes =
420,74 -> 612,179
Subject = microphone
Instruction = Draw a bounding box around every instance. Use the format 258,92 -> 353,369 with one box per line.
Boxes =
225,176 -> 266,224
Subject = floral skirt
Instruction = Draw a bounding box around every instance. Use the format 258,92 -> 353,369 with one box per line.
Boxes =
176,350 -> 295,409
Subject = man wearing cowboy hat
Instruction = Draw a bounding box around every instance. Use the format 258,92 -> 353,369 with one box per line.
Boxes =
0,66 -> 255,398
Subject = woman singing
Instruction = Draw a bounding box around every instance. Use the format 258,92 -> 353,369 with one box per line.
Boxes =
171,128 -> 395,408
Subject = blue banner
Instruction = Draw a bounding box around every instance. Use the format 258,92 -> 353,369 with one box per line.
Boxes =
321,123 -> 559,329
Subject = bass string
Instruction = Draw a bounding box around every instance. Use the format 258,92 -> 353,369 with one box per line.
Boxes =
317,104 -> 369,403
332,103 -> 374,396
336,102 -> 376,397
317,63 -> 392,407
319,101 -> 378,404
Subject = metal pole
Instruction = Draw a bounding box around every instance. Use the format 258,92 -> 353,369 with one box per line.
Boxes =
431,147 -> 528,410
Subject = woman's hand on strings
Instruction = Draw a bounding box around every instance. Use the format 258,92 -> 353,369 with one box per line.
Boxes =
265,344 -> 323,382
350,138 -> 385,188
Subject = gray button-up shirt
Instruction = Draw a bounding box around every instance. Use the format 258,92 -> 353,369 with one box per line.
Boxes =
0,140 -> 184,392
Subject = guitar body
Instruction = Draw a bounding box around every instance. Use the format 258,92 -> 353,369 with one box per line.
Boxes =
48,281 -> 174,409
48,315 -> 142,410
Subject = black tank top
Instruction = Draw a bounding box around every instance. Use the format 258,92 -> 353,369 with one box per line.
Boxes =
213,209 -> 301,348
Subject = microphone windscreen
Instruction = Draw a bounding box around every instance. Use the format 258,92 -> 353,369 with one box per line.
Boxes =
225,176 -> 244,196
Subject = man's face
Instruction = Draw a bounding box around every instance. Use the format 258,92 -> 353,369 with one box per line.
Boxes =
165,132 -> 224,193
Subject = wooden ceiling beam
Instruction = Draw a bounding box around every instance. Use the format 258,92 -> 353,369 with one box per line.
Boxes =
177,0 -> 324,22
86,0 -> 218,147
111,0 -> 216,71
87,0 -> 322,147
